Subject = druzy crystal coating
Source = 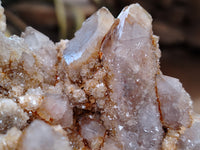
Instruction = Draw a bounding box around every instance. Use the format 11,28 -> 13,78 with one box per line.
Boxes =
0,2 -> 199,150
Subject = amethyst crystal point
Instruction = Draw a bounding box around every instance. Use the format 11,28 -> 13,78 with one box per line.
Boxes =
101,4 -> 163,149
63,7 -> 114,82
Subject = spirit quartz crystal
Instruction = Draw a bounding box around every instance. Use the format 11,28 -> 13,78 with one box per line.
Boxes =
0,2 -> 199,150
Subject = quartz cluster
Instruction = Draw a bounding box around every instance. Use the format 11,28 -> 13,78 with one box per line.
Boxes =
0,2 -> 199,150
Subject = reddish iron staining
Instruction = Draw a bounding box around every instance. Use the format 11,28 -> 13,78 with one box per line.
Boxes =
0,3 -> 199,150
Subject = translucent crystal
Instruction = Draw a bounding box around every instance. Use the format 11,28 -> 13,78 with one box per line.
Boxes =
63,7 -> 114,81
0,2 -> 199,150
101,4 -> 163,149
18,87 -> 43,111
156,74 -> 192,129
0,32 -> 28,65
18,120 -> 72,150
0,99 -> 29,133
37,94 -> 73,128
21,27 -> 57,83
80,119 -> 105,149
0,127 -> 22,149
177,115 -> 200,150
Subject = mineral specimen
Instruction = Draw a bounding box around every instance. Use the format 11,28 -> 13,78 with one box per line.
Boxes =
156,74 -> 192,129
18,120 -> 72,150
63,7 -> 114,82
101,4 -> 163,149
0,2 -> 199,150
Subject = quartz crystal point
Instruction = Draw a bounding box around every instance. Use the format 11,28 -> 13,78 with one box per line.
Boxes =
21,27 -> 58,84
0,2 -> 200,150
156,74 -> 192,129
101,4 -> 163,149
37,93 -> 73,128
63,7 -> 114,82
0,32 -> 28,66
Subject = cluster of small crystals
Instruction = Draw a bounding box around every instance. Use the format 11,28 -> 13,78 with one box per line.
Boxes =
0,2 -> 200,150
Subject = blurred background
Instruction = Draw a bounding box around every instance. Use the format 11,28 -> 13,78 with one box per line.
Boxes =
2,0 -> 200,113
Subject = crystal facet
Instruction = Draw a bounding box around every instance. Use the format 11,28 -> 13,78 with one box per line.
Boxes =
0,2 -> 199,150
101,4 -> 163,149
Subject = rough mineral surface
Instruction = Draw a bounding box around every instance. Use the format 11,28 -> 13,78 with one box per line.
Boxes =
0,2 -> 199,150
18,120 -> 72,150
101,5 -> 163,150
156,74 -> 192,129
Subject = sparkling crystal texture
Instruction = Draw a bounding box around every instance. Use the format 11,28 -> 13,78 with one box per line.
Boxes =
0,2 -> 199,150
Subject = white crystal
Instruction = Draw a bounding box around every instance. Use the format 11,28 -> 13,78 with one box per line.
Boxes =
19,120 -> 72,150
37,94 -> 73,128
22,27 -> 57,82
177,115 -> 200,150
0,99 -> 29,133
156,74 -> 192,129
19,87 -> 43,111
80,119 -> 105,149
0,127 -> 22,149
